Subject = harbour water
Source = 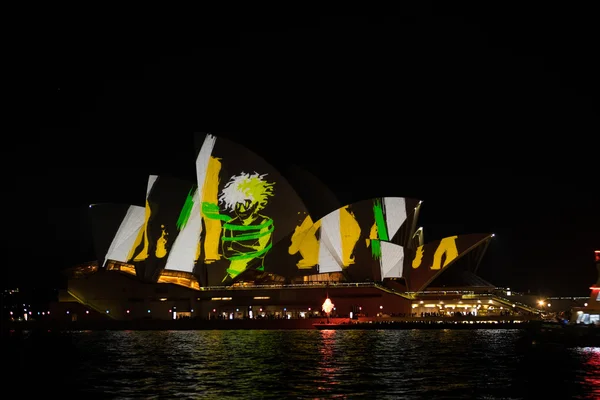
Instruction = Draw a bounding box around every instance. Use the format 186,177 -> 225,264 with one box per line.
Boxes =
4,329 -> 599,399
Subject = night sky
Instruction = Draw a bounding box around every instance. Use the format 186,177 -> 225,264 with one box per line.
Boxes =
5,13 -> 598,296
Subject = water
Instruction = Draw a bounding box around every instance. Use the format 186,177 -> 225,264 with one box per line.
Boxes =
4,329 -> 599,399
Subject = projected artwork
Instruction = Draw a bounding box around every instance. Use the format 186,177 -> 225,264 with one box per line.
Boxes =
286,197 -> 417,282
89,203 -> 134,268
92,132 -> 493,292
103,205 -> 145,267
404,233 -> 493,291
378,241 -> 405,280
89,176 -> 159,270
164,185 -> 202,273
192,133 -> 309,286
129,175 -> 198,282
219,172 -> 275,280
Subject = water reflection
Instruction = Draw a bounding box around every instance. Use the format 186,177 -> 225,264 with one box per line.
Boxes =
575,347 -> 600,398
4,329 -> 599,399
317,330 -> 340,391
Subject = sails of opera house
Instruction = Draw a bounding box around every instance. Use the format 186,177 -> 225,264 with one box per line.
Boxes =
61,132 -> 527,322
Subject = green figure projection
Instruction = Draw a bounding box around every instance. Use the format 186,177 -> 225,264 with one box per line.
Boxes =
218,172 -> 275,281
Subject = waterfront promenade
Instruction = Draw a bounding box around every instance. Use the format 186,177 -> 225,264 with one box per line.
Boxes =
4,314 -> 540,332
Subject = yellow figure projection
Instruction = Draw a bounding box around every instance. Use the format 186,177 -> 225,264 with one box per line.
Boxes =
430,235 -> 459,270
155,225 -> 168,258
289,214 -> 321,269
412,245 -> 424,269
218,172 -> 275,281
130,200 -> 152,262
412,236 -> 459,270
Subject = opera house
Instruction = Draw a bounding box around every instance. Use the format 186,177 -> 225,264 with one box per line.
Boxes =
57,133 -> 544,324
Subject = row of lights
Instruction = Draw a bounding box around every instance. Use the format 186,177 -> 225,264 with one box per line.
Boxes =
66,309 -> 196,315
538,300 -> 589,308
413,300 -> 518,307
9,311 -> 50,316
63,305 -> 350,316
209,306 -> 340,313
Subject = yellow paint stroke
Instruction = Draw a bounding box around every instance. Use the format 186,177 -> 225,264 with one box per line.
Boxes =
289,213 -> 321,269
340,206 -> 360,267
194,240 -> 202,262
412,245 -> 424,268
130,199 -> 151,262
155,224 -> 168,258
227,259 -> 249,277
366,222 -> 378,247
201,156 -> 222,263
430,235 -> 459,270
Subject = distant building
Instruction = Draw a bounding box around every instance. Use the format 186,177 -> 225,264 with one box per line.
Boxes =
570,250 -> 600,324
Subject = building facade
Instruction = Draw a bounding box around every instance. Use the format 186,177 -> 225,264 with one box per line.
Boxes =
56,133 -> 544,323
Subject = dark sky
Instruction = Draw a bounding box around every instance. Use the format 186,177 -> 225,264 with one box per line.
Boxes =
5,12 -> 598,296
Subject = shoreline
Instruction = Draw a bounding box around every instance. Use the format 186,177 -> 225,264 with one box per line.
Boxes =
3,317 -> 536,333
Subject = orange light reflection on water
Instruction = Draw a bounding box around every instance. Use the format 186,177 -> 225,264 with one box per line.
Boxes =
317,329 -> 341,391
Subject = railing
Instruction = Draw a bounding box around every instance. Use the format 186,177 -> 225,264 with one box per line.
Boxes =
198,282 -> 377,291
475,293 -> 541,314
400,290 -> 541,314
373,284 -> 414,299
408,290 -> 477,296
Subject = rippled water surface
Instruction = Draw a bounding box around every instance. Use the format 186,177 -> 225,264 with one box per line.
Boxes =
5,329 -> 599,399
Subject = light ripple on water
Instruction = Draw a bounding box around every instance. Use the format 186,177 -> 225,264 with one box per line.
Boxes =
3,329 -> 599,399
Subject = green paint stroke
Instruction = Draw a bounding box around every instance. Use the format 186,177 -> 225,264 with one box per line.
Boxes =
226,242 -> 273,262
373,199 -> 389,240
372,199 -> 389,259
221,225 -> 274,242
223,218 -> 273,231
202,202 -> 232,222
176,187 -> 196,230
371,239 -> 382,260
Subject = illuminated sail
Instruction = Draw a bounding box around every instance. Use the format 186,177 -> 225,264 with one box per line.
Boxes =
379,241 -> 404,279
103,205 -> 145,267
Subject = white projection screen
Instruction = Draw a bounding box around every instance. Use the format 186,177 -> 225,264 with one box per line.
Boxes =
379,241 -> 404,279
103,205 -> 146,267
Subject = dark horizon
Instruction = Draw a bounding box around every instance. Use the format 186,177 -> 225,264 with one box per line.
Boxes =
5,13 -> 598,297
